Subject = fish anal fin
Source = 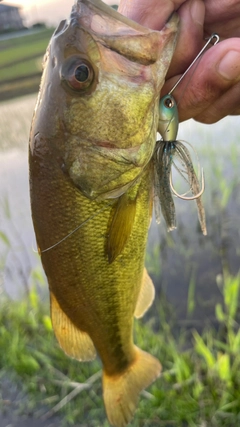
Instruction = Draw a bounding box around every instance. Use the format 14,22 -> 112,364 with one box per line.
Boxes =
134,268 -> 155,319
50,292 -> 96,361
103,346 -> 161,427
107,193 -> 136,264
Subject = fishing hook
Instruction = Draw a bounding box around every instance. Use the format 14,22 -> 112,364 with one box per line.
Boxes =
169,33 -> 220,95
169,167 -> 205,200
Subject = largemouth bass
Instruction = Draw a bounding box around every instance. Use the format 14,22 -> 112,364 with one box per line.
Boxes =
29,0 -> 178,426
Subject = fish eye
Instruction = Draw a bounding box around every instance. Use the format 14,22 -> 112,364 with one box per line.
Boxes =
61,56 -> 94,92
75,64 -> 89,82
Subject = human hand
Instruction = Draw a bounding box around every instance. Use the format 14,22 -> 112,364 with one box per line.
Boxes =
118,0 -> 240,123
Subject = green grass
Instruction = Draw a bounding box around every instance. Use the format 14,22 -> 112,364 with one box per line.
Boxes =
0,28 -> 53,100
0,28 -> 53,51
0,57 -> 42,81
0,37 -> 50,68
1,267 -> 240,426
0,28 -> 53,50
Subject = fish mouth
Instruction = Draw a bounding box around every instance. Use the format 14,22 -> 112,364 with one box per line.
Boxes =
72,0 -> 179,34
73,113 -> 156,168
65,125 -> 155,201
70,0 -> 179,67
91,139 -> 143,154
69,135 -> 152,167
95,140 -> 120,149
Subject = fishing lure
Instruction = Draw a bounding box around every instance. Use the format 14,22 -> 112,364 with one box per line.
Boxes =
154,33 -> 219,235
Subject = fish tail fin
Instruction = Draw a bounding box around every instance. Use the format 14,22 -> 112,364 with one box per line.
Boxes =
103,346 -> 161,427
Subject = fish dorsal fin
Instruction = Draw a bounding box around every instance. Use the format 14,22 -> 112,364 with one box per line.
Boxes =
107,193 -> 136,264
134,268 -> 155,319
50,292 -> 96,361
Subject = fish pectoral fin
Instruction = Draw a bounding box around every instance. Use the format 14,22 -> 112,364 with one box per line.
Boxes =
107,193 -> 136,264
50,292 -> 96,361
103,346 -> 161,427
134,268 -> 155,319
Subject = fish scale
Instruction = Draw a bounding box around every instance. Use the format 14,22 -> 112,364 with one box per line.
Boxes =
30,145 -> 151,369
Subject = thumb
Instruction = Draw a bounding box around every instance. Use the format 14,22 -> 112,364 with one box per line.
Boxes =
118,0 -> 185,30
118,0 -> 206,81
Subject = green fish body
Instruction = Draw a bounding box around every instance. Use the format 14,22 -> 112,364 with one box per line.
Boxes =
29,1 -> 178,425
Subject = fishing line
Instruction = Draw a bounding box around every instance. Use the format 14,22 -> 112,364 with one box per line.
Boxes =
170,166 -> 204,200
172,138 -> 202,196
161,33 -> 220,136
155,34 -> 219,233
33,203 -> 111,254
169,33 -> 220,97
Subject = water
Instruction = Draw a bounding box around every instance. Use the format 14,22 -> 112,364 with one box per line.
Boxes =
0,94 -> 44,299
148,120 -> 240,325
0,94 -> 239,325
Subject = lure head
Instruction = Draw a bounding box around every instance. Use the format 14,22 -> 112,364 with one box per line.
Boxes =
30,0 -> 179,200
158,94 -> 179,141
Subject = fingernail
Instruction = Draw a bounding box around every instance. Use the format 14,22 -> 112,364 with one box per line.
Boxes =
190,0 -> 205,26
217,51 -> 240,80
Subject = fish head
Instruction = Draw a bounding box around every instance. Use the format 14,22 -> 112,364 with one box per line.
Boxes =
30,0 -> 179,199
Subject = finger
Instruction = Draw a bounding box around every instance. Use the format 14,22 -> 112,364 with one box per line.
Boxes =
167,0 -> 205,78
204,0 -> 240,39
161,38 -> 240,123
118,0 -> 206,79
118,0 -> 184,29
229,107 -> 240,116
194,80 -> 240,122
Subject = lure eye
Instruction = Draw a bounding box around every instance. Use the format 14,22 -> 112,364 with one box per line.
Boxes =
61,56 -> 95,92
164,96 -> 175,109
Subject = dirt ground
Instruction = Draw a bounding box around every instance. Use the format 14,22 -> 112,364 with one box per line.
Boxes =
0,375 -> 62,427
0,414 -> 59,427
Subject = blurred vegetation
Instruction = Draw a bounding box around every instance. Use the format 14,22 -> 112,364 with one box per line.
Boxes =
0,268 -> 240,426
0,28 -> 54,101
